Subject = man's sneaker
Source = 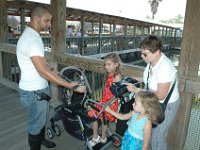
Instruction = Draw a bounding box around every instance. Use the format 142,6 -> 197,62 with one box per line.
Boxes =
100,137 -> 107,144
89,135 -> 101,147
41,139 -> 56,148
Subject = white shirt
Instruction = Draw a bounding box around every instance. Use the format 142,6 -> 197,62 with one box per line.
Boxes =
143,53 -> 179,103
66,27 -> 73,37
17,27 -> 48,91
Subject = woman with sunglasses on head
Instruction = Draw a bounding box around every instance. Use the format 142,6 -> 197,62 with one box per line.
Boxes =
125,35 -> 180,150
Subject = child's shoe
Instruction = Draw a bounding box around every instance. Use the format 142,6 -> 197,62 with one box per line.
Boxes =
89,135 -> 101,147
100,137 -> 107,144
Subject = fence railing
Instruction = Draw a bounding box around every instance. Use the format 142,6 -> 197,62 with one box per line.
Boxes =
0,43 -> 144,100
7,36 -> 181,56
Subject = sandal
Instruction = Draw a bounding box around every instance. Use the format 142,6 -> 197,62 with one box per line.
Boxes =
89,135 -> 101,147
100,137 -> 107,144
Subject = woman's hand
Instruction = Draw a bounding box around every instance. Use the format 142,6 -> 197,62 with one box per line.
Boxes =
124,83 -> 139,93
132,76 -> 142,82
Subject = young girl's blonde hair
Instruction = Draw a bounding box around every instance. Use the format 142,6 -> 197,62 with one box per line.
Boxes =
104,53 -> 122,76
136,91 -> 164,124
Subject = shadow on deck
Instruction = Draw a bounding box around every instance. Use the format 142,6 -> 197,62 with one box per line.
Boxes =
0,84 -> 119,150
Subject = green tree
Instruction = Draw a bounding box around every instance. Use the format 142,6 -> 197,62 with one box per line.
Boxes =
159,15 -> 184,24
149,0 -> 162,19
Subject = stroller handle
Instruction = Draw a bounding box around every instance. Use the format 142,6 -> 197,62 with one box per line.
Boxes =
58,73 -> 81,84
97,96 -> 117,118
85,96 -> 117,119
58,67 -> 92,93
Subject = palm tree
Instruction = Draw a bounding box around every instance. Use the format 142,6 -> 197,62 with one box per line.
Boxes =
149,0 -> 162,19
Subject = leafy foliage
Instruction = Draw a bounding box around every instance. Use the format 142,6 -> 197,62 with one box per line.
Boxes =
149,0 -> 162,19
159,15 -> 184,24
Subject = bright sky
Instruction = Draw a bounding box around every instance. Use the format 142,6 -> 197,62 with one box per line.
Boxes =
30,0 -> 187,21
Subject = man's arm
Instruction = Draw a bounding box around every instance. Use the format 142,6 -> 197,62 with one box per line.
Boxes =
31,56 -> 78,88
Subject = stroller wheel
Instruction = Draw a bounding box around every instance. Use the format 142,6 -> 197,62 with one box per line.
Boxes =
47,127 -> 54,139
54,124 -> 61,136
111,133 -> 121,147
86,142 -> 93,150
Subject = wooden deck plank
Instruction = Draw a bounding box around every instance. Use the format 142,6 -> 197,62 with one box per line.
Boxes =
0,99 -> 22,113
0,84 -> 28,150
4,134 -> 28,150
0,83 -> 119,150
0,113 -> 27,131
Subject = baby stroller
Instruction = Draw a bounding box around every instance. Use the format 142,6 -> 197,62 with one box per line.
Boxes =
47,66 -> 121,150
47,66 -> 125,150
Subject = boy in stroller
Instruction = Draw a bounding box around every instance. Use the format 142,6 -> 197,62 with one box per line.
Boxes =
47,66 -> 139,150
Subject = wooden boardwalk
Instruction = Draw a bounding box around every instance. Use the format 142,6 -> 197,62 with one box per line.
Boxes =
0,83 -> 119,150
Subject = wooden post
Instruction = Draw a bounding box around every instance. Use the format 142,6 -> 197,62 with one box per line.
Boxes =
133,25 -> 136,36
98,18 -> 103,54
162,27 -> 165,36
151,26 -> 153,34
174,29 -> 177,37
0,0 -> 6,44
0,0 -> 6,78
141,26 -> 144,36
50,0 -> 66,102
168,0 -> 200,149
20,8 -> 26,33
80,15 -> 85,55
152,26 -> 155,34
109,24 -> 112,35
111,21 -> 116,51
92,22 -> 94,35
124,24 -> 127,49
157,26 -> 160,36
124,24 -> 127,36
0,50 -> 3,78
133,25 -> 136,48
165,28 -> 168,37
51,0 -> 66,54
147,27 -> 150,34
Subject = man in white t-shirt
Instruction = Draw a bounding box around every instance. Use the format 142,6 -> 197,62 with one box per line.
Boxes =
17,6 -> 78,150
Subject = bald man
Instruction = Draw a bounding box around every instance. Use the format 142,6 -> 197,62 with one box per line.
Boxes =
17,6 -> 78,150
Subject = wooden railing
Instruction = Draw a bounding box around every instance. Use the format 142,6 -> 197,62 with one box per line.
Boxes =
7,36 -> 181,55
0,43 -> 144,100
0,36 -> 182,98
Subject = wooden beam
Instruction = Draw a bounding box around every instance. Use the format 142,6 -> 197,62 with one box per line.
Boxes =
5,1 -> 177,31
45,51 -> 144,77
0,52 -> 3,78
50,0 -> 67,101
20,8 -> 26,33
0,43 -> 17,54
98,18 -> 103,54
169,0 -> 200,149
80,15 -> 85,55
0,0 -> 6,43
0,77 -> 19,91
0,0 -> 6,78
51,0 -> 66,53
